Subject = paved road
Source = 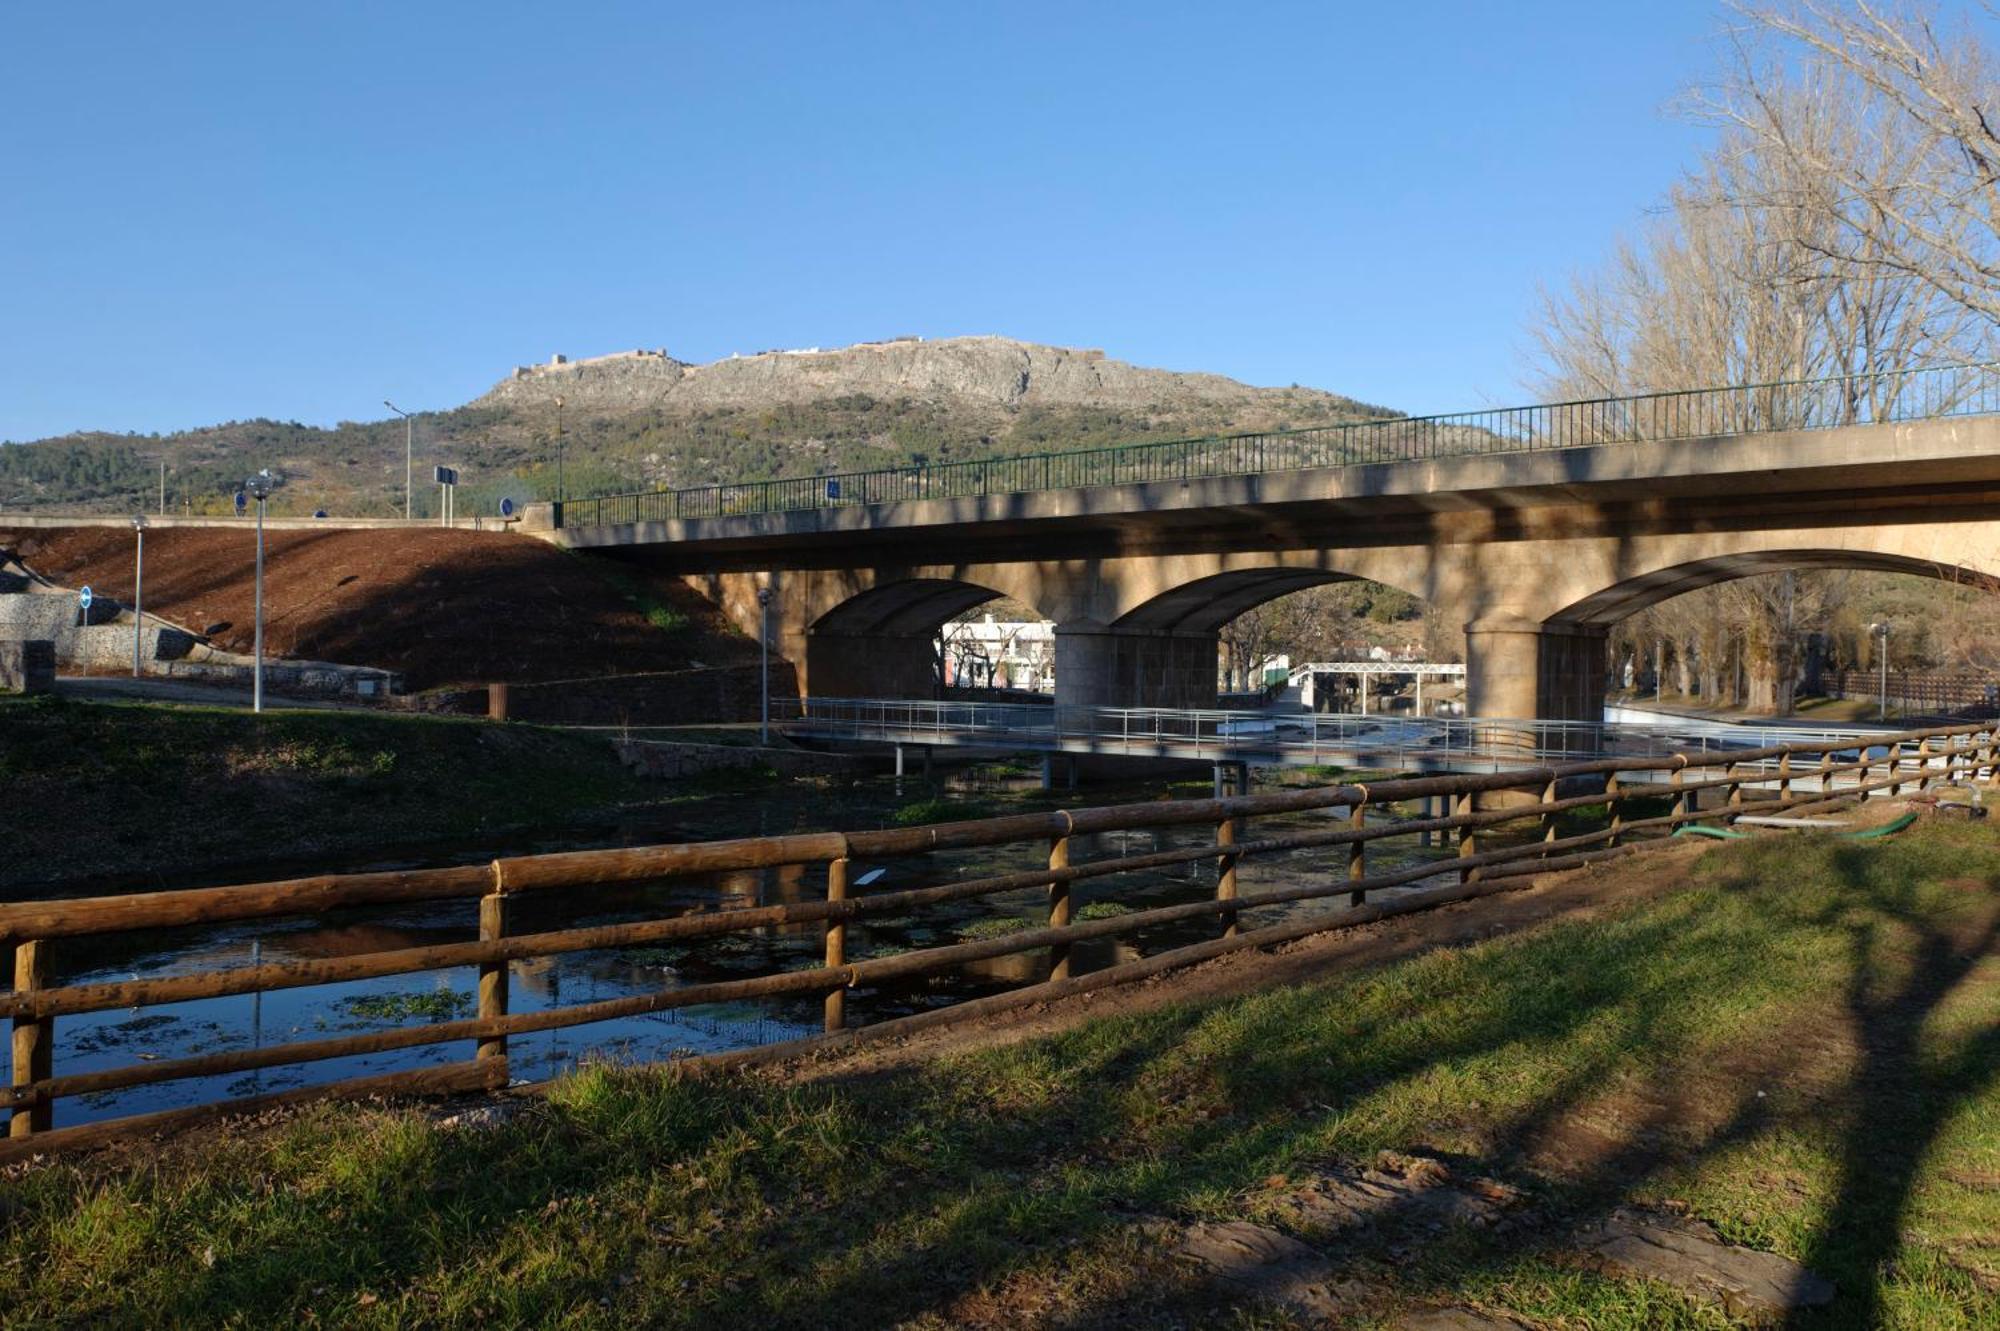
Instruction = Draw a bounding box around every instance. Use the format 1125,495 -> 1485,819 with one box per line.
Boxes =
54,676 -> 371,712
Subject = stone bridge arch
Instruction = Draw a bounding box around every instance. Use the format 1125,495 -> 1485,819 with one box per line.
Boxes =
1056,562 -> 1438,710
1466,526 -> 2000,722
805,577 -> 1019,698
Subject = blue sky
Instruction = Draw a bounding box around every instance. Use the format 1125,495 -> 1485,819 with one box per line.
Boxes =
2,2 -> 1725,442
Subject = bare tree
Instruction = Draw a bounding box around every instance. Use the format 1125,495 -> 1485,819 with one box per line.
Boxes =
1720,2 -> 2000,337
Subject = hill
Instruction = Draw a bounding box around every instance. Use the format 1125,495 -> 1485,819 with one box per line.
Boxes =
0,525 -> 756,690
0,337 -> 1395,519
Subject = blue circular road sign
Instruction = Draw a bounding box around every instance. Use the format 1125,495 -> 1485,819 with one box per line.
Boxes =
500,496 -> 516,518
78,584 -> 93,611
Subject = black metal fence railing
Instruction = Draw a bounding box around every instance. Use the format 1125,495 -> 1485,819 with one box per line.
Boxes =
559,361 -> 2000,529
1825,670 -> 2000,718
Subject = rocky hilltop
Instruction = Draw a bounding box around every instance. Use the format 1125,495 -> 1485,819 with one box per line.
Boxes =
474,335 -> 1368,427
4,336 -> 1393,516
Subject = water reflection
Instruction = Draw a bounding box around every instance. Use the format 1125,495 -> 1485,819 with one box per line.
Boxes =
37,768 -> 1488,1129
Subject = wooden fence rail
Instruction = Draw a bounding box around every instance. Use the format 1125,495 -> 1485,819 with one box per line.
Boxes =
5,721 -> 1994,1160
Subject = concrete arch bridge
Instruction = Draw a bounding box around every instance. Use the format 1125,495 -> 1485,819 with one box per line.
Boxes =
556,370 -> 2000,723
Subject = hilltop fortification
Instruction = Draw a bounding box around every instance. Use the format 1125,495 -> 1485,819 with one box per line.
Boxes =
473,335 -> 1365,425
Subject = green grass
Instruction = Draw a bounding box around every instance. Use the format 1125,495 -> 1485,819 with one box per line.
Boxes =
890,797 -> 991,827
584,561 -> 692,637
1075,901 -> 1138,921
0,695 -> 646,892
955,916 -> 1037,941
337,988 -> 477,1024
4,824 -> 1997,1328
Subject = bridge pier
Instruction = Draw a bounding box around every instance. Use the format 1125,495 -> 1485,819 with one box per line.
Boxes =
1464,614 -> 1608,725
1053,626 -> 1219,710
805,632 -> 937,699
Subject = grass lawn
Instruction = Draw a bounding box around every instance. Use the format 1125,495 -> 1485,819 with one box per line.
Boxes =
3,823 -> 1996,1328
0,695 -> 647,893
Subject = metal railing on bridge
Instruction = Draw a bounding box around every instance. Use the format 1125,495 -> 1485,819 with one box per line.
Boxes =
560,360 -> 2000,528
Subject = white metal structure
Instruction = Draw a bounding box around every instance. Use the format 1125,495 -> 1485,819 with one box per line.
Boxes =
1284,661 -> 1467,715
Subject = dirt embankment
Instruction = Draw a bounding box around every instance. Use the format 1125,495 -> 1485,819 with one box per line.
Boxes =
1,526 -> 757,690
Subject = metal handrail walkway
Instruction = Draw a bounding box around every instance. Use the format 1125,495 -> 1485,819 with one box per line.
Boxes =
562,360 -> 2000,528
782,696 -> 1925,778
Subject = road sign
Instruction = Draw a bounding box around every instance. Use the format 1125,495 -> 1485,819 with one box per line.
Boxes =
234,490 -> 247,514
499,496 -> 516,518
78,584 -> 93,611
433,465 -> 459,486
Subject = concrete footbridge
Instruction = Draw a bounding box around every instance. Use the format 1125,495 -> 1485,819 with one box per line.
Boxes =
555,362 -> 2000,725
780,696 -> 1916,789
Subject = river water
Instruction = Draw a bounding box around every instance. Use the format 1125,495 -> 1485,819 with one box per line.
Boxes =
34,765 -> 1476,1128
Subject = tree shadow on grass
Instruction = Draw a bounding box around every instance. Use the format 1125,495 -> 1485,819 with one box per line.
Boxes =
1782,842 -> 2000,1329
20,833 -> 2000,1329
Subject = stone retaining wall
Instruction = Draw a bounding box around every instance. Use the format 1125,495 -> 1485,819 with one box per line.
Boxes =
0,640 -> 55,694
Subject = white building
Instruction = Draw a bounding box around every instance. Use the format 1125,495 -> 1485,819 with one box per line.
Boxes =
942,616 -> 1056,692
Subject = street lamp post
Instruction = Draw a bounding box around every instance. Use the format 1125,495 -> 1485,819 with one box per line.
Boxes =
385,401 -> 414,520
130,514 -> 146,677
757,585 -> 774,746
245,470 -> 281,712
554,396 -> 566,521
1869,621 -> 1891,721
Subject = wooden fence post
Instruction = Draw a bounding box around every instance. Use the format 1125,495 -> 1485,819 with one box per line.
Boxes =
1216,818 -> 1239,939
824,855 -> 850,1033
1777,753 -> 1792,808
1605,773 -> 1623,847
1886,742 -> 1902,798
10,939 -> 51,1138
476,886 -> 508,1076
1454,791 -> 1479,885
1817,750 -> 1833,798
1539,778 -> 1559,850
1917,738 -> 1934,792
1671,765 -> 1688,826
1725,763 -> 1743,823
1347,799 -> 1367,906
1048,816 -> 1073,982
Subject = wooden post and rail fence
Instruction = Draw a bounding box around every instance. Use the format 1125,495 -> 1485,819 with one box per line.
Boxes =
5,721 -> 1995,1161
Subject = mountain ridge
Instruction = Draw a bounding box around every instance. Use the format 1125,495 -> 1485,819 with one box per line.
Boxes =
0,336 -> 1395,516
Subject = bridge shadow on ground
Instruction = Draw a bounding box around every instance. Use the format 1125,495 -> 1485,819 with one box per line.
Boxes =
11,826 -> 1999,1328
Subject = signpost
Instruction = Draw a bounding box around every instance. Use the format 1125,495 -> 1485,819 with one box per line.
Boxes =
434,465 -> 460,527
77,584 -> 93,625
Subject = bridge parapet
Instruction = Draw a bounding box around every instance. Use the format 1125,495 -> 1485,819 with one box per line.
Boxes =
561,360 -> 1998,530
